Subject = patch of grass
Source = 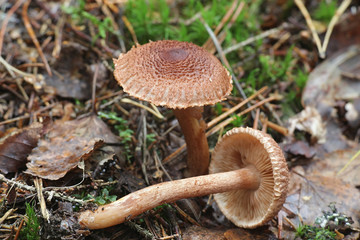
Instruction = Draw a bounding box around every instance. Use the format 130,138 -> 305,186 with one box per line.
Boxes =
230,114 -> 245,128
124,0 -> 262,46
125,0 -> 177,44
146,133 -> 156,145
62,0 -> 116,43
295,203 -> 354,240
20,202 -> 40,240
74,187 -> 117,205
295,224 -> 336,240
313,0 -> 337,23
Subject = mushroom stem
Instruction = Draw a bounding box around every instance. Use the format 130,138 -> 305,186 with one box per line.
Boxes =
173,107 -> 209,176
78,166 -> 260,229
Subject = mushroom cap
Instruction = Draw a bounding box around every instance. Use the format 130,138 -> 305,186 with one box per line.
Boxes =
209,127 -> 289,228
113,40 -> 232,109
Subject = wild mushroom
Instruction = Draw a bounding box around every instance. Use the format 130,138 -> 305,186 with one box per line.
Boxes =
79,127 -> 289,229
113,40 -> 232,176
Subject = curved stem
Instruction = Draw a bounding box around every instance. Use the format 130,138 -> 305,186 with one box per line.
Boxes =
173,107 -> 209,176
79,167 -> 260,229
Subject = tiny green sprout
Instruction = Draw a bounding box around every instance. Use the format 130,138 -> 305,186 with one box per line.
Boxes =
230,114 -> 244,128
295,203 -> 354,240
78,188 -> 117,205
295,224 -> 336,240
20,202 -> 41,240
146,133 -> 156,145
214,103 -> 223,116
61,0 -> 115,43
313,0 -> 337,23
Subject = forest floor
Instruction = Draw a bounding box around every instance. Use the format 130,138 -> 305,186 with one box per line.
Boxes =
1,0 -> 360,239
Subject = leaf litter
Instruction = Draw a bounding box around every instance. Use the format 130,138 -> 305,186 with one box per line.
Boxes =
25,114 -> 120,180
0,0 -> 360,239
0,122 -> 42,174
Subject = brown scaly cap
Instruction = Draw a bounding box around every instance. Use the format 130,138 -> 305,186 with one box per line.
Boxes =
209,127 -> 289,228
113,40 -> 232,109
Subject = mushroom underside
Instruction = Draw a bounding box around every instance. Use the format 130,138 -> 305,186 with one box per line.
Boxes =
209,127 -> 288,228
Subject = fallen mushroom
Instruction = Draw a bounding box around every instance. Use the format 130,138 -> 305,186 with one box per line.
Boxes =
79,127 -> 289,229
113,40 -> 232,176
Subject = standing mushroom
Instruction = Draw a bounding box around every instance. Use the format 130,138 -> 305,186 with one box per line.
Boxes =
78,127 -> 289,229
113,40 -> 232,176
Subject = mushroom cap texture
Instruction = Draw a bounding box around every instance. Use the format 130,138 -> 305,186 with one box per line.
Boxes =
209,127 -> 289,228
113,40 -> 233,109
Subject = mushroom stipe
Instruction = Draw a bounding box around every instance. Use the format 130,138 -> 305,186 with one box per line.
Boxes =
78,127 -> 289,229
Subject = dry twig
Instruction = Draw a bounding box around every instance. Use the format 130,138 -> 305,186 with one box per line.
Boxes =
22,0 -> 52,76
0,0 -> 25,54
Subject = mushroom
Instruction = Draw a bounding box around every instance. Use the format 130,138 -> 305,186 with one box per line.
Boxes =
113,40 -> 232,176
79,127 -> 289,229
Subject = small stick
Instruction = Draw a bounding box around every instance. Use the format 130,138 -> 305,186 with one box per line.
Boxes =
321,0 -> 352,55
0,55 -> 35,78
206,96 -> 277,137
294,0 -> 324,58
258,93 -> 283,125
14,218 -> 25,240
124,221 -> 155,240
52,13 -> 65,58
0,0 -> 25,54
201,16 -> 254,122
253,108 -> 260,130
207,1 -> 245,54
0,209 -> 16,224
0,103 -> 55,126
260,117 -> 288,136
171,203 -> 200,227
162,144 -> 186,164
34,178 -> 50,221
222,27 -> 282,55
122,16 -> 139,45
95,0 -> 123,47
92,63 -> 100,114
22,0 -> 52,76
202,0 -> 239,51
207,86 -> 267,129
121,98 -> 164,119
0,174 -> 87,204
272,32 -> 291,51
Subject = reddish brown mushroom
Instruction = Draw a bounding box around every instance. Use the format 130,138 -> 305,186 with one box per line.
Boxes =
113,40 -> 232,176
78,127 -> 289,229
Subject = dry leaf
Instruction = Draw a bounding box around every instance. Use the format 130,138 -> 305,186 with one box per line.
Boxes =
307,147 -> 360,187
182,226 -> 225,240
24,114 -> 118,180
0,123 -> 42,174
224,228 -> 275,240
284,168 -> 360,229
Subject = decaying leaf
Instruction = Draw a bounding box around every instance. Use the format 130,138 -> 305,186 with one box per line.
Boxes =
0,123 -> 42,174
284,167 -> 360,229
25,114 -> 119,180
302,45 -> 360,111
44,43 -> 108,99
182,226 -> 225,240
224,228 -> 275,240
287,106 -> 326,144
307,147 -> 360,187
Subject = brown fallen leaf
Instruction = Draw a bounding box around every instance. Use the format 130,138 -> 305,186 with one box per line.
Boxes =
25,114 -> 119,180
306,146 -> 360,188
224,228 -> 275,240
182,226 -> 225,240
0,122 -> 42,174
284,168 -> 360,229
